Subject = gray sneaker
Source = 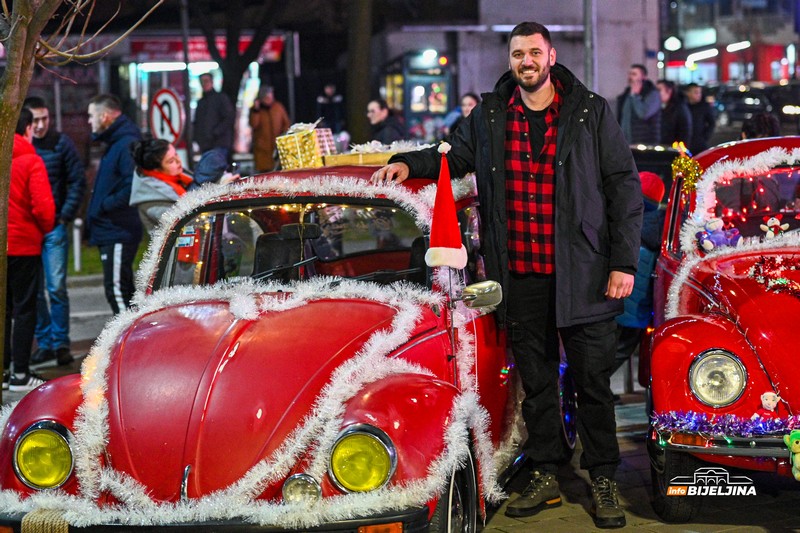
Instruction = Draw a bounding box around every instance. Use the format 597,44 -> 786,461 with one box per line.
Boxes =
591,476 -> 626,528
505,471 -> 561,517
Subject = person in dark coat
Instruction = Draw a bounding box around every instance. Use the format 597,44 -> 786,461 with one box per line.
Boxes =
23,96 -> 86,367
193,73 -> 235,157
656,79 -> 692,147
86,94 -> 143,315
367,99 -> 404,144
316,83 -> 345,134
372,21 -> 641,529
685,83 -> 716,155
616,64 -> 661,144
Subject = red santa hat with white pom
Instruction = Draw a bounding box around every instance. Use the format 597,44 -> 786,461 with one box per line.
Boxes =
424,142 -> 468,269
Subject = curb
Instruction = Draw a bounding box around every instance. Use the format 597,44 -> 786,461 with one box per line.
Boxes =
67,274 -> 104,289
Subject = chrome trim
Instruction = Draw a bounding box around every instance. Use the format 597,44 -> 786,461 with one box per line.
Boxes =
328,424 -> 397,493
13,420 -> 74,490
688,349 -> 747,407
390,330 -> 447,359
181,465 -> 191,501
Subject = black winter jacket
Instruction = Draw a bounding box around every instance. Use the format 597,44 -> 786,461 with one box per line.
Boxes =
33,130 -> 86,224
86,114 -> 143,246
391,63 -> 642,327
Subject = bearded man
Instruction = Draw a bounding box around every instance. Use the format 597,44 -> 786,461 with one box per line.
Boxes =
372,21 -> 642,529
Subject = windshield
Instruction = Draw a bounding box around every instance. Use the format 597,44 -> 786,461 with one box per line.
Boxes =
713,169 -> 800,238
156,199 -> 427,289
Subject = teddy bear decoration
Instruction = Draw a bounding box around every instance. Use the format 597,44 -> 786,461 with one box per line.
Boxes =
751,391 -> 780,420
760,214 -> 789,238
696,217 -> 741,252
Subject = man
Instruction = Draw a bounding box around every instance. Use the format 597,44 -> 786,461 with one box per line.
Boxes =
685,82 -> 716,155
249,85 -> 291,172
366,99 -> 404,144
316,83 -> 345,134
86,94 -> 143,315
372,21 -> 641,529
23,96 -> 87,367
616,64 -> 661,144
193,73 -> 235,157
4,108 -> 55,391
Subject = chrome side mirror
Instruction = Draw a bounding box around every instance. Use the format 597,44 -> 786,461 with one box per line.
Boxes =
460,280 -> 502,309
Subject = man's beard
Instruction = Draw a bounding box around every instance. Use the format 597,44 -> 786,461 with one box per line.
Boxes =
512,63 -> 551,93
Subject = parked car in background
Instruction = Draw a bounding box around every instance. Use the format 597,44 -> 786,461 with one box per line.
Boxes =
708,83 -> 774,128
0,163 -> 581,531
764,81 -> 800,129
645,136 -> 800,522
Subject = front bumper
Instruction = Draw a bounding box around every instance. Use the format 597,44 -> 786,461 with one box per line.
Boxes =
651,429 -> 790,458
0,507 -> 429,533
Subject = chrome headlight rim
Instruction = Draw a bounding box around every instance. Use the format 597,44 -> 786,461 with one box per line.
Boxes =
13,420 -> 74,490
688,348 -> 747,408
328,423 -> 397,494
282,472 -> 322,504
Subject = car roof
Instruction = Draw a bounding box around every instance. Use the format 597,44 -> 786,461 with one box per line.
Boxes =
244,165 -> 435,194
695,136 -> 800,170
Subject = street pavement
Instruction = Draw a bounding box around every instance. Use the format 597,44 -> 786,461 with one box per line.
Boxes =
3,274 -> 800,531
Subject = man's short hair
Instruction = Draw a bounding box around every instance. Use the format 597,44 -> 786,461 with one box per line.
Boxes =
23,96 -> 48,111
631,64 -> 648,77
16,107 -> 33,135
509,21 -> 552,48
685,82 -> 700,90
89,94 -> 122,112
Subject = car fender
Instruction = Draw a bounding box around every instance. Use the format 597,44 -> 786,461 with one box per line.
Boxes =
0,374 -> 83,494
651,314 -> 774,417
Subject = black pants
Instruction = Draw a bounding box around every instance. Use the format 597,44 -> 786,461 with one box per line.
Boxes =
99,242 -> 138,315
506,272 -> 620,480
4,256 -> 42,375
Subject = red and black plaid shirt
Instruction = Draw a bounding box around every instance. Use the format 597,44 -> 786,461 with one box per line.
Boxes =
504,78 -> 562,274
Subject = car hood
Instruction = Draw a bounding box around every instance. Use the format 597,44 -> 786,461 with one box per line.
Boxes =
103,294 -> 440,501
692,251 -> 800,406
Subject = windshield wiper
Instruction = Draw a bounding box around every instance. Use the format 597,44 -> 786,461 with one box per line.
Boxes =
253,256 -> 318,281
350,267 -> 423,283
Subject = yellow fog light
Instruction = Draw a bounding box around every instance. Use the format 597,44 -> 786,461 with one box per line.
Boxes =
14,421 -> 73,490
282,473 -> 321,504
329,425 -> 396,492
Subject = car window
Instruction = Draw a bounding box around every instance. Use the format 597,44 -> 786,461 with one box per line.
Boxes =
157,200 -> 426,289
714,169 -> 800,238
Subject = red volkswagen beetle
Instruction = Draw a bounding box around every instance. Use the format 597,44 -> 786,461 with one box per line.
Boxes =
648,136 -> 800,521
0,165 -> 577,531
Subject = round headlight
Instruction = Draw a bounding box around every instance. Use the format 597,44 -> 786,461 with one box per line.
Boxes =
689,350 -> 746,407
329,425 -> 396,493
282,473 -> 321,504
14,421 -> 73,490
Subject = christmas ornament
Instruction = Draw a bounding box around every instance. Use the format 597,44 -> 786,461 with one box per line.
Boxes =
424,142 -> 467,269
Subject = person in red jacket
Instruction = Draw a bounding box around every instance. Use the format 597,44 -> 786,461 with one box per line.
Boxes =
3,108 -> 56,392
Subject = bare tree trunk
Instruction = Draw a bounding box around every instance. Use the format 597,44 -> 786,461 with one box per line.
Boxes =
347,0 -> 373,144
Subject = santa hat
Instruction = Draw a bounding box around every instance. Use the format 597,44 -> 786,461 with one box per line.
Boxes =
425,142 -> 468,269
639,171 -> 665,204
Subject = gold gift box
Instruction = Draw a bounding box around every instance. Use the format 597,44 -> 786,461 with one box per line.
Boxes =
323,152 -> 394,167
276,128 -> 336,170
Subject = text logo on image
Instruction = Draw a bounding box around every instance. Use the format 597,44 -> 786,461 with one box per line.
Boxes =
667,466 -> 756,496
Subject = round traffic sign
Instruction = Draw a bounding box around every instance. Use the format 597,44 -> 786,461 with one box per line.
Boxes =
149,88 -> 184,143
